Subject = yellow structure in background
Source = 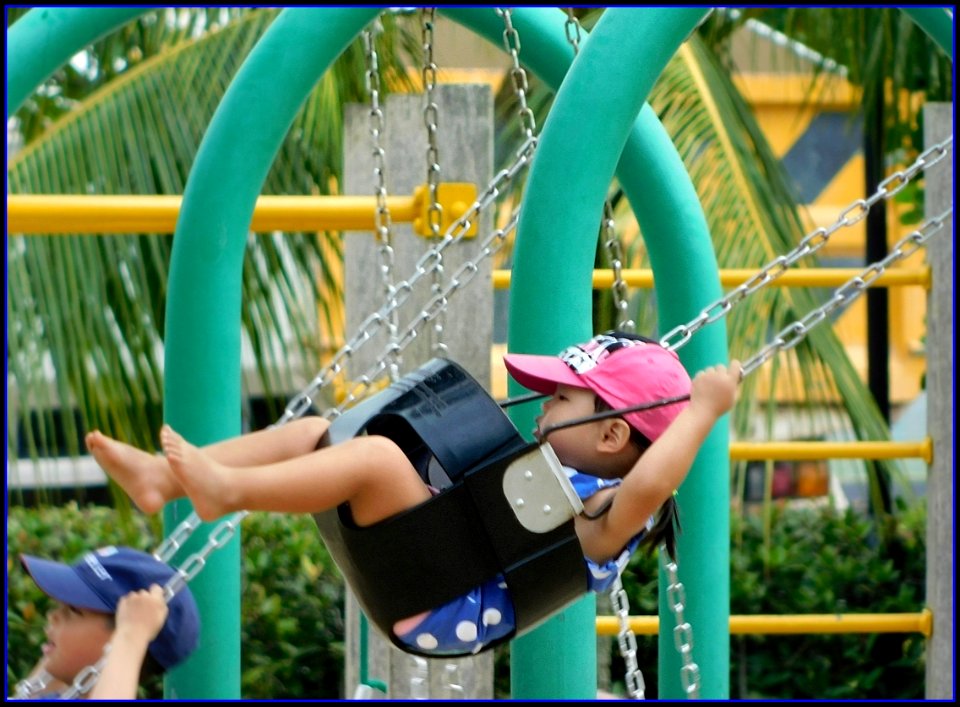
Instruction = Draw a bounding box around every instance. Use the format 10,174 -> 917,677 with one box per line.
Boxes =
738,73 -> 928,404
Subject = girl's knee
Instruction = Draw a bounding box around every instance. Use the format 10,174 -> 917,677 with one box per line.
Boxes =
360,435 -> 409,470
292,416 -> 331,449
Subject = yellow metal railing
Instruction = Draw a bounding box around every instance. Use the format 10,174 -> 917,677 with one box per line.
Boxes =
493,268 -> 930,289
731,439 -> 932,463
597,608 -> 932,637
6,183 -> 478,237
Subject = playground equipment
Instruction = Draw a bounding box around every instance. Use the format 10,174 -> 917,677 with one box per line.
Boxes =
7,5 -> 952,704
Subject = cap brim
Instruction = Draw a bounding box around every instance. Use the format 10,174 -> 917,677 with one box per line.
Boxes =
503,352 -> 585,395
21,555 -> 113,613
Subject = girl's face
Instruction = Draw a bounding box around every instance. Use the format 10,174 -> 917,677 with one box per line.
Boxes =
535,384 -> 602,470
41,602 -> 114,684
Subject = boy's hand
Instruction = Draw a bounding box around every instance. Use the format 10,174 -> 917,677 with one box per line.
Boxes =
689,360 -> 741,419
114,584 -> 169,644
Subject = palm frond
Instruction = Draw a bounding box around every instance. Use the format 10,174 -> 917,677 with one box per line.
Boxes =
8,9 -> 420,477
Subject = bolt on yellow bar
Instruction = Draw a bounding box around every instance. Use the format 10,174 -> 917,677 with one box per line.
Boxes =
731,439 -> 932,463
493,268 -> 929,289
7,182 -> 478,237
596,608 -> 933,637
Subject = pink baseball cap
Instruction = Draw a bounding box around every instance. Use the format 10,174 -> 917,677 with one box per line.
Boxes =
503,333 -> 691,442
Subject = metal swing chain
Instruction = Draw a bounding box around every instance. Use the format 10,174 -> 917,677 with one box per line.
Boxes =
662,556 -> 700,699
421,7 -> 447,357
363,19 -> 402,382
603,200 -> 635,332
609,575 -> 646,699
498,8 -> 538,141
562,9 -> 634,333
659,135 -> 953,353
739,207 -> 952,377
14,673 -> 51,699
267,6 -> 540,426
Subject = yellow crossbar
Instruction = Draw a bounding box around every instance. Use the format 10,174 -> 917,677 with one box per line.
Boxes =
731,439 -> 932,463
7,182 -> 478,237
596,608 -> 932,637
493,268 -> 930,289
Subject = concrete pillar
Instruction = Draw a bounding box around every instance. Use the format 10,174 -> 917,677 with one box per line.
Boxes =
923,103 -> 952,700
343,83 -> 495,698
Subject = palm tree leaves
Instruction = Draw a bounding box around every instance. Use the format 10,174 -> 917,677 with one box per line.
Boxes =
7,9 -> 420,470
653,36 -> 911,520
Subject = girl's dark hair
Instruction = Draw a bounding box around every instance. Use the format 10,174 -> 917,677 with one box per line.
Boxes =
594,388 -> 682,561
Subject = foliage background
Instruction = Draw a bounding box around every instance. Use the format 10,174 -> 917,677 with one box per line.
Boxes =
7,504 -> 926,699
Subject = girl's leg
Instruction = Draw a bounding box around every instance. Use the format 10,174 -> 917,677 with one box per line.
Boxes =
161,425 -> 431,525
87,417 -> 331,513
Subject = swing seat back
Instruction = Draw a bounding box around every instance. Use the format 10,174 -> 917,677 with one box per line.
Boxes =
313,358 -> 588,656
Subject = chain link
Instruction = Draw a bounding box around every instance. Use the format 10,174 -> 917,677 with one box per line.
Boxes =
740,208 -> 951,378
562,9 -> 635,334
497,8 -> 537,139
363,20 -> 402,382
14,672 -> 51,699
410,655 -> 430,699
609,575 -> 645,699
443,662 -> 465,699
658,136 -> 952,352
603,201 -> 635,332
421,7 -> 447,356
663,555 -> 700,699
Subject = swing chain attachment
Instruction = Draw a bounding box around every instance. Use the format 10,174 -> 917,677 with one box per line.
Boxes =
663,555 -> 701,699
741,206 -> 952,379
609,575 -> 646,699
658,135 -> 953,353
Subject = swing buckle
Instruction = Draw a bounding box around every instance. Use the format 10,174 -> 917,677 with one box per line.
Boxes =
502,443 -> 583,533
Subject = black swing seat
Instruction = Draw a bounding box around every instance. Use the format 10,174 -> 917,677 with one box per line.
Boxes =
313,358 -> 589,657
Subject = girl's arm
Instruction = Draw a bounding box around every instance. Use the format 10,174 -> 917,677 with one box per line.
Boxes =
88,585 -> 169,700
580,362 -> 740,562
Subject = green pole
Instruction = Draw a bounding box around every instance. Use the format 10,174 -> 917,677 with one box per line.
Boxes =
6,7 -> 152,118
161,7 -> 378,698
496,7 -> 712,698
445,7 -> 727,698
901,7 -> 954,58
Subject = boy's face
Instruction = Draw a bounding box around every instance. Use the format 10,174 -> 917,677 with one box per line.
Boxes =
42,602 -> 114,684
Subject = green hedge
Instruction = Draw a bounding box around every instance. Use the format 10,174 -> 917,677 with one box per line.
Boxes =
8,503 -> 926,699
607,503 -> 927,699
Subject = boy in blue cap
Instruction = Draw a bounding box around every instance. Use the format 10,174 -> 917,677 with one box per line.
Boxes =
16,545 -> 200,699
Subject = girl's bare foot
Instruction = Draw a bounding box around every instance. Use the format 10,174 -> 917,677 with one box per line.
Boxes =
86,431 -> 180,514
161,425 -> 236,521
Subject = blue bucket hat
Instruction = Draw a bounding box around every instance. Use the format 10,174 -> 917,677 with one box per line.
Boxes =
21,546 -> 200,669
